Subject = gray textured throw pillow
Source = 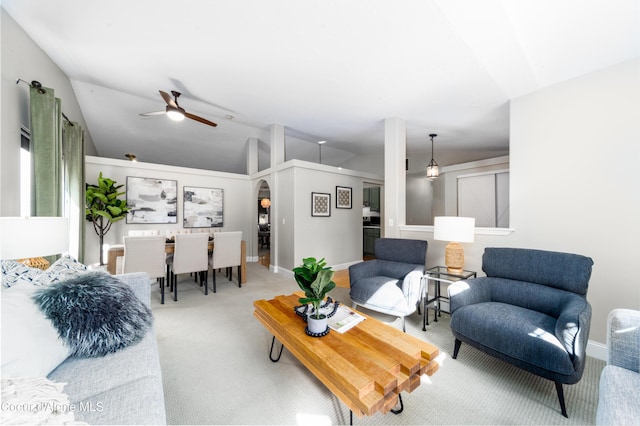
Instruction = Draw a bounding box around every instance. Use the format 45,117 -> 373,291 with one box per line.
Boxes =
32,272 -> 153,357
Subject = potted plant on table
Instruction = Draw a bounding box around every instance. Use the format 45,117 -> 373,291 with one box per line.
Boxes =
293,257 -> 336,335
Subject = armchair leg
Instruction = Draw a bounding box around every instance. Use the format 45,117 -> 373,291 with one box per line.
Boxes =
401,316 -> 406,332
452,339 -> 462,359
238,265 -> 241,288
554,382 -> 568,418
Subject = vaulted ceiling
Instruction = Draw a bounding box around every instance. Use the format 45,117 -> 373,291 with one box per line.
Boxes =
4,0 -> 639,174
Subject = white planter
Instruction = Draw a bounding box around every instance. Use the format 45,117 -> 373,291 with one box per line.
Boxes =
307,314 -> 328,334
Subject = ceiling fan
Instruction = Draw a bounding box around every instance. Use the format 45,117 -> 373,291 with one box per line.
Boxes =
139,90 -> 217,127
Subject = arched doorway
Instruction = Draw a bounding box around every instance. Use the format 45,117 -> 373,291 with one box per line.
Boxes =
257,180 -> 271,268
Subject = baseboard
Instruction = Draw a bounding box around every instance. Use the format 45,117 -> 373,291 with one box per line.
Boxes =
587,340 -> 607,361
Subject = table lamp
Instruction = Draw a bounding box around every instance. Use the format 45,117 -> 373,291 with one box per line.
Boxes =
0,216 -> 70,269
433,216 -> 475,274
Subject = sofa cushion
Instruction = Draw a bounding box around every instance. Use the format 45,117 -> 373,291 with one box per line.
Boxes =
33,271 -> 153,357
1,281 -> 70,377
1,260 -> 44,288
596,365 -> 640,425
350,275 -> 412,314
48,330 -> 165,425
482,248 -> 593,295
485,277 -> 588,318
32,254 -> 88,286
451,302 -> 575,375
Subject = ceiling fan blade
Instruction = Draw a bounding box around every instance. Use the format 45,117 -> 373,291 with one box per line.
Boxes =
185,112 -> 218,127
139,110 -> 167,117
159,90 -> 177,108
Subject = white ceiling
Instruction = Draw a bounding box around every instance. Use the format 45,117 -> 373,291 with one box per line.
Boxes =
3,0 -> 639,174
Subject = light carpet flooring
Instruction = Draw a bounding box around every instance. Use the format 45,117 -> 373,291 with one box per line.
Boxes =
150,262 -> 604,425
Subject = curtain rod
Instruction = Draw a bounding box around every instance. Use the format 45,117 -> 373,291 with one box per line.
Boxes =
16,79 -> 75,126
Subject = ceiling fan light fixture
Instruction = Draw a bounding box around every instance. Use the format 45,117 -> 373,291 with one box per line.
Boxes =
166,105 -> 185,121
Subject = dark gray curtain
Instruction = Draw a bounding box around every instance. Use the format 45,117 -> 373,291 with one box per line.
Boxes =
63,121 -> 86,263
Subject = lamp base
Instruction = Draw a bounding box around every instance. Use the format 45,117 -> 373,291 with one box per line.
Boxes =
444,242 -> 465,275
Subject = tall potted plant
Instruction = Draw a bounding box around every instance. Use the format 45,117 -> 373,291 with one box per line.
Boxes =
293,257 -> 336,334
85,172 -> 130,265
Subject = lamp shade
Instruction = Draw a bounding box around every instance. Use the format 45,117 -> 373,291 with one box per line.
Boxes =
433,216 -> 475,243
0,217 -> 69,260
260,198 -> 271,208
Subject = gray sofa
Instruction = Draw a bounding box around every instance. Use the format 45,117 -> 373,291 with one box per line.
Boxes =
47,272 -> 166,425
596,309 -> 640,425
448,247 -> 594,417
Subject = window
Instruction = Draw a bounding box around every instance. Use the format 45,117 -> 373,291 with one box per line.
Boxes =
20,126 -> 31,216
457,170 -> 509,227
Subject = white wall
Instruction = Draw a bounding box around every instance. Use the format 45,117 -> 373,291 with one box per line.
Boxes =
85,156 -> 253,265
400,58 -> 640,349
0,9 -> 97,215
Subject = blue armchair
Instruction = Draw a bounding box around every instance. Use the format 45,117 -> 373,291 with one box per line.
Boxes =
448,247 -> 594,417
349,238 -> 427,331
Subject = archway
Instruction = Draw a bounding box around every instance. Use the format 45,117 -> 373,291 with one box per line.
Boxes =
257,180 -> 271,268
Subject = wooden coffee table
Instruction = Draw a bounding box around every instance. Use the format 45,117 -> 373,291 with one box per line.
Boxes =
253,293 -> 439,420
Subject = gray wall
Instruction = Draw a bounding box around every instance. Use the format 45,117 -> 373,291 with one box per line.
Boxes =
273,160 -> 381,272
0,9 -> 97,215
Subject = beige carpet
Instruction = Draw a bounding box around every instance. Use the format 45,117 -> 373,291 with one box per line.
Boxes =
151,263 -> 604,425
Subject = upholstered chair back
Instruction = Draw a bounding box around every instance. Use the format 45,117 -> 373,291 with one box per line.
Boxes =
171,233 -> 209,275
123,236 -> 166,279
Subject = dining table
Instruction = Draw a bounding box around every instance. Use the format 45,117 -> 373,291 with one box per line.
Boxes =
106,240 -> 247,283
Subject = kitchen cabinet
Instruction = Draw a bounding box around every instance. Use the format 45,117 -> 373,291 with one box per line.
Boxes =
363,187 -> 380,212
363,227 -> 380,256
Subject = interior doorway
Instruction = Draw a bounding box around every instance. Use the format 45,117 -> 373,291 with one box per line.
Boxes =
363,182 -> 382,260
257,180 -> 271,268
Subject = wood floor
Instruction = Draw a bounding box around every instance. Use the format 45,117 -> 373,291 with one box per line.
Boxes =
258,250 -> 358,289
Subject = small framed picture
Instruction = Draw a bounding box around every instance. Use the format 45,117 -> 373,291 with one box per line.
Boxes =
311,192 -> 331,217
336,186 -> 352,209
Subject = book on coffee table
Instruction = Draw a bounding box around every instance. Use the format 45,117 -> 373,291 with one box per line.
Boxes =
328,305 -> 366,333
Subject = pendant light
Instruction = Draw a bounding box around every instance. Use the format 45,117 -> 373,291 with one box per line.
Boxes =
426,133 -> 439,179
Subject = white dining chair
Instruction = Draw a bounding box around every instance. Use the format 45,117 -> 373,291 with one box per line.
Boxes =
123,236 -> 167,304
209,231 -> 243,293
128,229 -> 160,236
167,233 -> 209,301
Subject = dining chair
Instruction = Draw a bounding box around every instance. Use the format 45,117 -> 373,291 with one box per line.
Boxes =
167,233 -> 209,301
209,231 -> 243,293
128,229 -> 160,236
123,235 -> 168,304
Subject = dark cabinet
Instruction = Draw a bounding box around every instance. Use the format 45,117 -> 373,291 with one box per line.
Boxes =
363,187 -> 380,212
363,227 -> 380,256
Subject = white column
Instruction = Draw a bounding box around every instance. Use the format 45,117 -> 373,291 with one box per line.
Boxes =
268,124 -> 285,272
246,137 -> 258,175
384,117 -> 406,238
270,124 -> 285,167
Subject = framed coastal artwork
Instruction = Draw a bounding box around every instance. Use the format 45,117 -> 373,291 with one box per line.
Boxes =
183,186 -> 224,228
126,176 -> 178,224
311,192 -> 331,217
